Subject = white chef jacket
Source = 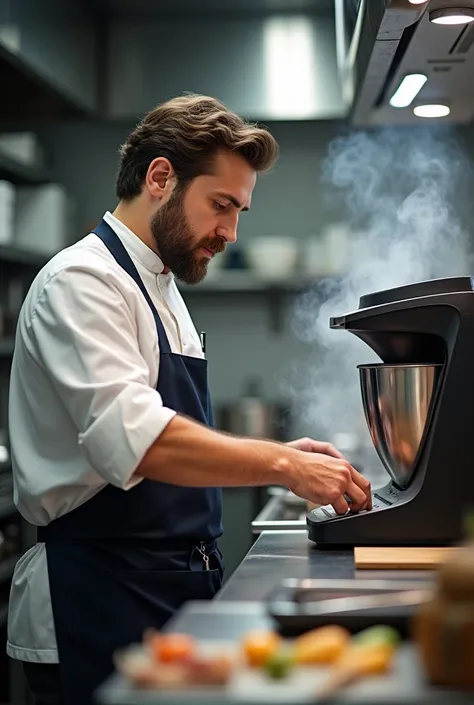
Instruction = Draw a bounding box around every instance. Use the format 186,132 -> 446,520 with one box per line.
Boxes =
7,211 -> 204,663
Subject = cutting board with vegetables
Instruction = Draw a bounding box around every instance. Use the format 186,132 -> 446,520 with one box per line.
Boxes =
110,624 -> 402,703
354,547 -> 461,570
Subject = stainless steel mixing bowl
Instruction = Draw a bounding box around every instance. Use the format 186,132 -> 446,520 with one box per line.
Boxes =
358,363 -> 443,488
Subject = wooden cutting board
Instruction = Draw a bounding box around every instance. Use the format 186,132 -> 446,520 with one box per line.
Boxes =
354,546 -> 461,570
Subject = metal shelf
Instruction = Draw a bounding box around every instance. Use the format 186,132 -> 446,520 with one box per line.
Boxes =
0,42 -> 93,121
179,271 -> 324,333
0,152 -> 50,187
178,271 -> 313,294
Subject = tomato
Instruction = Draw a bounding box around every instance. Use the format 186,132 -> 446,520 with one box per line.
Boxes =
149,633 -> 197,663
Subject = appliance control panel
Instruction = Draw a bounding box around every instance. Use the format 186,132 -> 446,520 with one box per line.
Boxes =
308,482 -> 404,524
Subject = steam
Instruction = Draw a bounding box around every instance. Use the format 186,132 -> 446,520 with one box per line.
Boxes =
287,127 -> 472,466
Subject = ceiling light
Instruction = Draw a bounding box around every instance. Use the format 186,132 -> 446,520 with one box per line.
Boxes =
430,8 -> 474,24
409,0 -> 428,4
413,104 -> 451,118
389,74 -> 428,108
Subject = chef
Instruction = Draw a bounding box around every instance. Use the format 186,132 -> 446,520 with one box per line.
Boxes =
6,94 -> 372,705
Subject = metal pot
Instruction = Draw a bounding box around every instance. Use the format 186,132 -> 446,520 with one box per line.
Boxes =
358,363 -> 442,488
217,378 -> 290,441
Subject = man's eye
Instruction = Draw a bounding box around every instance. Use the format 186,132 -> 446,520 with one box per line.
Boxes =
213,201 -> 226,212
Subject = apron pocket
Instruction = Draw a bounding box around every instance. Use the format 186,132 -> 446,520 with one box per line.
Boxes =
111,567 -> 222,636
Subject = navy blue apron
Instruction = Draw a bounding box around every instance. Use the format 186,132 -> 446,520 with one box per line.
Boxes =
38,219 -> 223,705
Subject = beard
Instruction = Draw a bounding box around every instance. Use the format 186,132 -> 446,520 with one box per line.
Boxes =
150,188 -> 225,285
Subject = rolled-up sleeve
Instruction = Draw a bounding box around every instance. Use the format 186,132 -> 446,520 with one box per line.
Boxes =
27,265 -> 176,488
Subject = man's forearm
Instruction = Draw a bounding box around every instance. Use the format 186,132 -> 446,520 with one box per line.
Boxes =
135,413 -> 294,487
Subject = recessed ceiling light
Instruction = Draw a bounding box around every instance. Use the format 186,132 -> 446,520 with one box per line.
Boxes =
413,104 -> 451,118
389,74 -> 428,108
409,0 -> 428,5
430,8 -> 474,25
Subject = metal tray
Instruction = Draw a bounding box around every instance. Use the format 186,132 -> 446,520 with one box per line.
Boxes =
251,489 -> 307,534
266,578 -> 433,636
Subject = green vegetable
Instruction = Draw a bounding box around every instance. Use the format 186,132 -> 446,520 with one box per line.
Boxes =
353,625 -> 400,648
264,648 -> 294,679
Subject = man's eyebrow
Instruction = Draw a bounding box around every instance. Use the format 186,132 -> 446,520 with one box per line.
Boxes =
215,192 -> 249,212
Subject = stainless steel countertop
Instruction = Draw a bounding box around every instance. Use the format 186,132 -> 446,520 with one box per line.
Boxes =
217,530 -> 431,602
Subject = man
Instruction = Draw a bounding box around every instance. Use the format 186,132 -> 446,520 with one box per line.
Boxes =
7,94 -> 371,705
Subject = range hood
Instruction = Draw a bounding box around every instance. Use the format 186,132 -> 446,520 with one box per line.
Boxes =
336,0 -> 474,125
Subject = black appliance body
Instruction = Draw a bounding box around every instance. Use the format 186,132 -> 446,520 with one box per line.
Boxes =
307,276 -> 474,547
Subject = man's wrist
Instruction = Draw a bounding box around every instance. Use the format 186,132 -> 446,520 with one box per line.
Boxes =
268,445 -> 298,488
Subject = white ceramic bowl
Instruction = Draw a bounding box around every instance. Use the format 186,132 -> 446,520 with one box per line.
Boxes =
246,237 -> 299,281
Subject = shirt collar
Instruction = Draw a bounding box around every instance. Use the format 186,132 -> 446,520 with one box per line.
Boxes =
102,211 -> 172,277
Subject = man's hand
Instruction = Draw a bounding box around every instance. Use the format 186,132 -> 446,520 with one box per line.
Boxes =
286,437 -> 345,459
283,439 -> 372,514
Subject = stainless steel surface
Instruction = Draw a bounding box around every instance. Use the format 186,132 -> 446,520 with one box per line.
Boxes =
106,15 -> 346,121
252,491 -> 307,533
292,588 -> 430,616
217,531 -> 431,603
276,577 -> 434,603
358,363 -> 442,488
88,0 -> 335,16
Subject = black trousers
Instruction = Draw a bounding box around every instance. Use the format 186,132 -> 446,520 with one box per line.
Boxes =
22,662 -> 64,705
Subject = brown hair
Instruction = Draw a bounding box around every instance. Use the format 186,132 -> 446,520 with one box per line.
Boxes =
116,94 -> 279,200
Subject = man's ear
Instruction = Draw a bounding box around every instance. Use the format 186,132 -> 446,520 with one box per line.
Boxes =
145,157 -> 176,199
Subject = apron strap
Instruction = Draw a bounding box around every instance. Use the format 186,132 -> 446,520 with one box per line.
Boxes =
93,218 -> 172,355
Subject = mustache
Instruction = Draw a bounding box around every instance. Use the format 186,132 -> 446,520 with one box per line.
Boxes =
197,237 -> 226,255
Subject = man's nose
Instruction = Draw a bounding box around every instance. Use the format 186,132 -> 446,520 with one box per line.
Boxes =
217,215 -> 239,244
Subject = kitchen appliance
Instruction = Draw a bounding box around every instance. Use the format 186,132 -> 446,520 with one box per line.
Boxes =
337,0 -> 474,126
307,276 -> 474,546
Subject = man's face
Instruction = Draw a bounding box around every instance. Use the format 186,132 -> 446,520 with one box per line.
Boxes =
150,150 -> 256,284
